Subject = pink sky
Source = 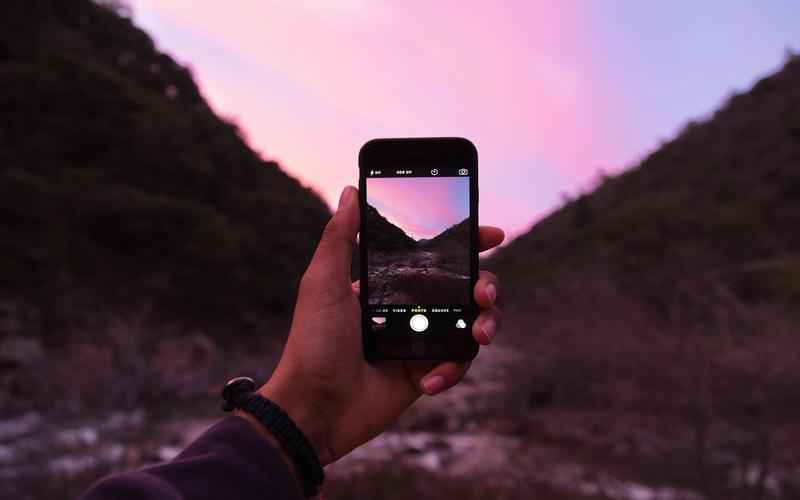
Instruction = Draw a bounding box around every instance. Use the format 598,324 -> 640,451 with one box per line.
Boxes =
129,1 -> 800,241
367,177 -> 469,240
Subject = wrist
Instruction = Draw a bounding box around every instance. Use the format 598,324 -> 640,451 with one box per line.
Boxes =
234,410 -> 299,478
222,375 -> 326,497
258,375 -> 335,466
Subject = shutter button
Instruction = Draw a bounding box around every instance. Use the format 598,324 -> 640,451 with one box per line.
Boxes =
409,314 -> 429,333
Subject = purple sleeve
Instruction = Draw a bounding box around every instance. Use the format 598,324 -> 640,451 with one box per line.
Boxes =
79,416 -> 304,500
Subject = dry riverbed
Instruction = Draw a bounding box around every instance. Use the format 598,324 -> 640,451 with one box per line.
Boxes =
3,345 -> 797,500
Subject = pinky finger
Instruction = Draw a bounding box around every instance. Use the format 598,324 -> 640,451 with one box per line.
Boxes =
473,307 -> 501,345
419,361 -> 470,396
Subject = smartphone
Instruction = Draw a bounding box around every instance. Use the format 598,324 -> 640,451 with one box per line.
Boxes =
359,137 -> 479,362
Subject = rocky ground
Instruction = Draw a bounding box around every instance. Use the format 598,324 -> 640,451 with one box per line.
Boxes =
367,249 -> 470,305
0,409 -> 215,499
5,340 -> 797,500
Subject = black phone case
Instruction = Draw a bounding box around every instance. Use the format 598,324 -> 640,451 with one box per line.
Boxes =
359,137 -> 480,362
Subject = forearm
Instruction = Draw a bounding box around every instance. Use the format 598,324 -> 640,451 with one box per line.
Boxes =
234,408 -> 304,474
80,416 -> 304,500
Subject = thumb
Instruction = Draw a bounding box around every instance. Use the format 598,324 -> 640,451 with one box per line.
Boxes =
306,186 -> 360,284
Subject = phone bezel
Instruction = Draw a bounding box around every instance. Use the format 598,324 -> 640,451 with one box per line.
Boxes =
358,137 -> 479,362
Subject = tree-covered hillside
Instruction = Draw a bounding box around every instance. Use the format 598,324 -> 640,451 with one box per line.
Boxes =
491,54 -> 800,321
0,0 -> 331,334
483,58 -> 800,497
486,54 -> 800,428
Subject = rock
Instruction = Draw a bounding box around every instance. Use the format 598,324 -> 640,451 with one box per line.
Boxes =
157,446 -> 181,462
417,451 -> 442,470
48,454 -> 98,477
102,444 -> 125,463
102,410 -> 146,432
55,427 -> 99,448
0,444 -> 15,464
0,412 -> 42,441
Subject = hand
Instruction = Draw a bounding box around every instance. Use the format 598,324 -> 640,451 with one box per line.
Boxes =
257,186 -> 504,465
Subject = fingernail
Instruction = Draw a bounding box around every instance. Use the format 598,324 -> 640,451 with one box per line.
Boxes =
485,283 -> 497,303
481,318 -> 496,344
338,186 -> 354,211
422,375 -> 445,395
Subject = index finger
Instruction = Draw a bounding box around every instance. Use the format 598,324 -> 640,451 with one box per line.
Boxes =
479,226 -> 505,252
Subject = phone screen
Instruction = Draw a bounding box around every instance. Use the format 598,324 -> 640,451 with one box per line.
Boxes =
363,165 -> 474,340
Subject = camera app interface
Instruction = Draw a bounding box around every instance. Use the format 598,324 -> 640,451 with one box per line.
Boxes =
365,166 -> 472,335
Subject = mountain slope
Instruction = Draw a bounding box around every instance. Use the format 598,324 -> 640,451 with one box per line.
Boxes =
365,204 -> 416,251
424,217 -> 470,249
486,55 -> 800,426
491,54 -> 800,320
0,0 -> 331,333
